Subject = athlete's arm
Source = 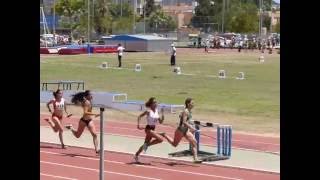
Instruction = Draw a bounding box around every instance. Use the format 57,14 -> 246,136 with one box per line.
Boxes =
158,108 -> 164,124
64,103 -> 70,116
46,100 -> 54,114
181,111 -> 196,131
82,101 -> 99,116
137,111 -> 148,129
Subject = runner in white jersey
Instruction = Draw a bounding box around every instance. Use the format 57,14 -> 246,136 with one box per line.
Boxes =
44,89 -> 71,149
134,97 -> 165,163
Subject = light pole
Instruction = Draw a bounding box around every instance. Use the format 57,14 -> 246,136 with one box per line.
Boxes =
88,0 -> 90,44
133,0 -> 136,34
92,0 -> 95,24
121,0 -> 123,17
222,0 -> 225,33
259,0 -> 262,38
209,1 -> 215,32
226,0 -> 229,12
270,1 -> 273,33
53,0 -> 56,35
144,0 -> 146,34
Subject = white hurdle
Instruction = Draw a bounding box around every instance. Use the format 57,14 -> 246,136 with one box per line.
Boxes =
101,62 -> 108,69
173,67 -> 181,75
259,55 -> 265,63
175,69 -> 246,80
218,70 -> 226,79
236,72 -> 245,80
99,63 -> 142,72
135,64 -> 142,72
41,91 -> 184,113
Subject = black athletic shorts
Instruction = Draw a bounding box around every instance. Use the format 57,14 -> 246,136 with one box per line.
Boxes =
80,118 -> 92,126
145,125 -> 156,132
177,126 -> 189,135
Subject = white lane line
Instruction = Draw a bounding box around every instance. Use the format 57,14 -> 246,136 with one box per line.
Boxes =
104,126 -> 280,146
41,114 -> 279,145
41,151 -> 242,180
40,173 -> 78,180
41,161 -> 161,180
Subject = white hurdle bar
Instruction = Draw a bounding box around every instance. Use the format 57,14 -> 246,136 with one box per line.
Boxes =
40,91 -> 183,113
190,120 -> 220,128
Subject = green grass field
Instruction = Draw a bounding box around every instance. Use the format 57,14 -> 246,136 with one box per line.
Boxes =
40,49 -> 280,135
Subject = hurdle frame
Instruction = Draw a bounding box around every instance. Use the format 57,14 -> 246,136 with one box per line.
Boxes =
168,120 -> 232,162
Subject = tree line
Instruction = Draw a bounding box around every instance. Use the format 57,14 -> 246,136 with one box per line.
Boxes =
50,0 -> 279,40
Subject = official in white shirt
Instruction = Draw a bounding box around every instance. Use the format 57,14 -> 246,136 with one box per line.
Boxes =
170,43 -> 176,66
117,43 -> 125,67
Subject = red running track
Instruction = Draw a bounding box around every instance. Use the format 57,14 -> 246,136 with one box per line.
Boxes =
40,114 -> 280,154
40,142 -> 279,180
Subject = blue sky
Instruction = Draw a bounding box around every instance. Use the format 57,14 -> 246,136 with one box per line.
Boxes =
274,0 -> 280,3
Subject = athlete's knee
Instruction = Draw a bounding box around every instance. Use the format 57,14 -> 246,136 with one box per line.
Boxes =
92,132 -> 98,139
75,135 -> 81,138
192,141 -> 198,148
157,137 -> 163,143
172,142 -> 179,147
74,132 -> 81,138
191,139 -> 197,147
53,128 -> 59,133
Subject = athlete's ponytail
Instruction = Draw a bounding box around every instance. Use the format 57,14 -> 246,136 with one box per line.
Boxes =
53,89 -> 62,98
185,98 -> 193,108
71,90 -> 91,105
145,97 -> 156,108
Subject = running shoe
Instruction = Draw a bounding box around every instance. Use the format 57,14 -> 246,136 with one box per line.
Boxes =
133,155 -> 139,163
193,159 -> 203,164
65,124 -> 73,130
